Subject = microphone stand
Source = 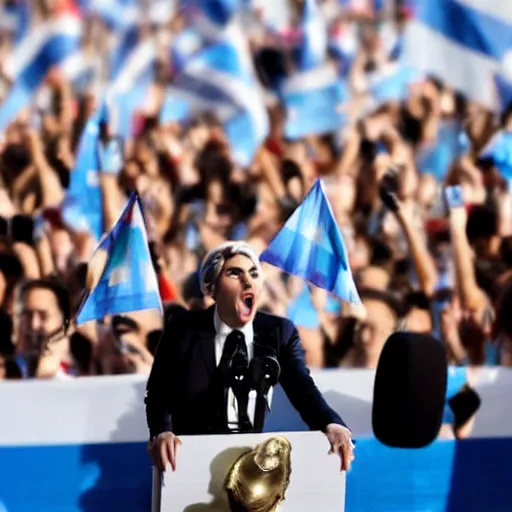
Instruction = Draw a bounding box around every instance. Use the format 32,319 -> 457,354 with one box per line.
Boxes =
227,351 -> 252,433
250,357 -> 280,433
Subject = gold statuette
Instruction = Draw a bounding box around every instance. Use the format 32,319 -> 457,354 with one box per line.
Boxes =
225,436 -> 292,512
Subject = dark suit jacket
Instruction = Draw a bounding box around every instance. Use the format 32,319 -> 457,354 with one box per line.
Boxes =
145,306 -> 345,437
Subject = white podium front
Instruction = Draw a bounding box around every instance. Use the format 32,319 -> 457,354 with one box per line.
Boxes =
153,431 -> 346,512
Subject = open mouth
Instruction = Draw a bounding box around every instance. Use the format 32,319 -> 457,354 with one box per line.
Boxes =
240,293 -> 255,317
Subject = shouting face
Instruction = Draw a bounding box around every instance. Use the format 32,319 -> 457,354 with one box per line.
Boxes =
215,254 -> 263,328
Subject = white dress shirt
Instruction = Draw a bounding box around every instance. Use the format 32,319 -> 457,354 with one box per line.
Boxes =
213,307 -> 273,431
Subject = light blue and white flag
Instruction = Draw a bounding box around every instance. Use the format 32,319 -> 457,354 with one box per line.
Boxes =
367,63 -> 422,103
402,0 -> 512,109
282,0 -> 346,139
0,1 -> 30,43
416,119 -> 470,181
63,101 -> 111,241
185,0 -> 241,40
167,25 -> 268,166
260,179 -> 361,304
282,65 -> 348,140
108,35 -> 157,139
297,0 -> 327,71
82,0 -> 139,31
60,49 -> 102,95
479,130 -> 512,178
494,74 -> 512,113
76,193 -> 162,324
171,28 -> 204,74
0,13 -> 81,132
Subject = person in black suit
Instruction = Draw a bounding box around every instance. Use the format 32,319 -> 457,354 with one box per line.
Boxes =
146,242 -> 354,472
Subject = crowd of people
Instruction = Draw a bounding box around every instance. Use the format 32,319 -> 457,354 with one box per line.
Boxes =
0,0 -> 511,383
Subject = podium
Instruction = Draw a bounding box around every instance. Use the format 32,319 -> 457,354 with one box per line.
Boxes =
152,431 -> 346,512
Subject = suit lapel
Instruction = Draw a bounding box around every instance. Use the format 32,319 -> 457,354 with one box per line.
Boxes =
253,313 -> 279,360
197,306 -> 217,377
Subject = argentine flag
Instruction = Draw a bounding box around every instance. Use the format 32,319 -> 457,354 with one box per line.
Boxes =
0,12 -> 81,132
76,193 -> 162,324
168,25 -> 268,166
260,179 -> 361,304
282,0 -> 347,140
402,0 -> 512,109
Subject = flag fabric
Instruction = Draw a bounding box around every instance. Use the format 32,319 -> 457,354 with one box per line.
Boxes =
367,63 -> 422,103
81,0 -> 139,31
63,102 -> 110,241
171,28 -> 204,74
479,130 -> 512,178
60,49 -> 102,95
108,33 -> 157,139
282,65 -> 348,140
0,1 -> 30,43
167,26 -> 268,166
76,193 -> 162,325
186,0 -> 240,41
297,0 -> 327,71
0,13 -> 81,132
416,120 -> 469,181
402,0 -> 512,110
494,74 -> 512,113
282,0 -> 346,139
260,179 -> 361,304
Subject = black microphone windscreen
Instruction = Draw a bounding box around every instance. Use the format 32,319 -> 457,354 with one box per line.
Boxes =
249,357 -> 280,394
372,331 -> 448,448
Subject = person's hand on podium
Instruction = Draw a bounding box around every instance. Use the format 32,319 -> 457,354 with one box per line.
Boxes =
149,432 -> 181,472
326,424 -> 355,472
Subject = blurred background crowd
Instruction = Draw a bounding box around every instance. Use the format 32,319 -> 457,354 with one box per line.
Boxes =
1,0 -> 512,381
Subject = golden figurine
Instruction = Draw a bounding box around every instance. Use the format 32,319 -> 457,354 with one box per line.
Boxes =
225,436 -> 292,512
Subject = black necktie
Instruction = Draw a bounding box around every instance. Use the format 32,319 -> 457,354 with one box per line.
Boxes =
219,330 -> 251,432
220,330 -> 247,366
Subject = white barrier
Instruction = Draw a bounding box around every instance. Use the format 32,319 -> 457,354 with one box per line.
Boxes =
157,432 -> 345,512
0,368 -> 510,446
0,369 -> 511,512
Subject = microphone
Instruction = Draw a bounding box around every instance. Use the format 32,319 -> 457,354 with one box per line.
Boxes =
228,347 -> 249,388
372,331 -> 448,448
225,339 -> 251,432
249,356 -> 280,399
249,353 -> 281,433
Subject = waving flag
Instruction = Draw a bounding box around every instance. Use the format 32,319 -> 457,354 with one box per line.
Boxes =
260,179 -> 361,304
479,130 -> 512,178
282,0 -> 346,139
186,0 -> 241,40
402,0 -> 512,109
167,26 -> 268,166
367,63 -> 422,103
60,48 -> 102,95
81,0 -> 139,31
171,28 -> 204,74
108,35 -> 157,139
283,66 -> 348,140
0,1 -> 30,43
76,193 -> 162,325
416,120 -> 469,181
0,13 -> 81,131
63,101 -> 111,241
494,74 -> 512,113
297,0 -> 327,71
